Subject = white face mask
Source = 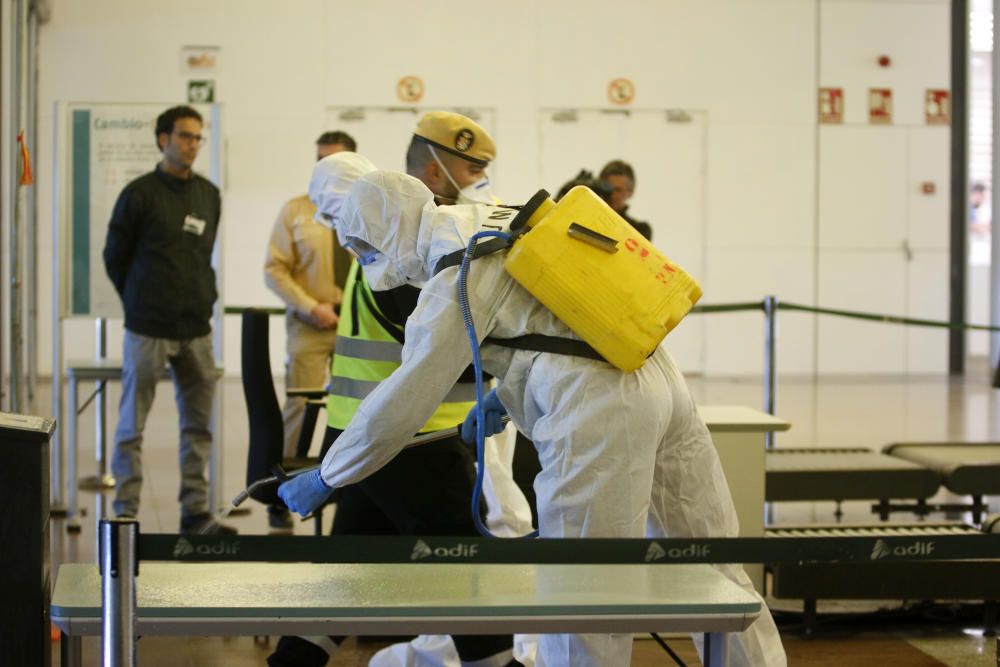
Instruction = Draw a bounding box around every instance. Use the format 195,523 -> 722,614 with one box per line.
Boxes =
456,177 -> 496,205
427,144 -> 496,205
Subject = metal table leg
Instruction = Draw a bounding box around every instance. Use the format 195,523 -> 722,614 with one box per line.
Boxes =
67,376 -> 80,533
703,631 -> 729,667
78,381 -> 115,490
60,631 -> 81,667
51,389 -> 67,515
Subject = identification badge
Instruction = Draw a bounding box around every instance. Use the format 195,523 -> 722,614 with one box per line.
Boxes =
183,215 -> 207,236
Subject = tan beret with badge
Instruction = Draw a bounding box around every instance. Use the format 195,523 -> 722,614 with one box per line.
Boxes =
413,111 -> 496,165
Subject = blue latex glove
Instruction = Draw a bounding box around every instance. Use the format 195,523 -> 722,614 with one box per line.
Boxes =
461,389 -> 507,444
277,469 -> 333,517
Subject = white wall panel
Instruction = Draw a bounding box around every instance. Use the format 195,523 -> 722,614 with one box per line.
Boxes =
324,1 -> 535,108
906,249 -> 950,373
703,249 -> 817,375
820,0 -> 950,126
817,249 -> 907,373
536,0 -> 815,122
707,123 -> 816,249
906,127 -> 951,250
818,125 -> 908,250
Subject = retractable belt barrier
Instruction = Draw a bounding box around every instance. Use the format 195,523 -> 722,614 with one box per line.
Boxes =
224,305 -> 285,316
688,296 -> 1000,403
98,521 -> 1000,663
693,299 -> 1000,332
223,298 -> 1000,331
138,532 -> 1000,565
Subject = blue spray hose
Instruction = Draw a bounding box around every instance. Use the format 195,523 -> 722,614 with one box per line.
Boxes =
457,230 -> 538,539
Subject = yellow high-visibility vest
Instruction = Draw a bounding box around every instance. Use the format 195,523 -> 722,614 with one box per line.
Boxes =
326,262 -> 477,433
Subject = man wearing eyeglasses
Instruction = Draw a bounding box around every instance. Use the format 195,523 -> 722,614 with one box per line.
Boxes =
103,105 -> 233,535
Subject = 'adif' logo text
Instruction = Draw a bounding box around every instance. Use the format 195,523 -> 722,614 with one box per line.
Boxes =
172,537 -> 241,558
667,543 -> 712,559
410,539 -> 479,560
173,537 -> 195,557
870,538 -> 935,560
645,541 -> 712,561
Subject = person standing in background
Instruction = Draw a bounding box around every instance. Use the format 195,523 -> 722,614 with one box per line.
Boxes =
970,181 -> 992,238
103,105 -> 231,535
599,159 -> 653,240
263,130 -> 356,529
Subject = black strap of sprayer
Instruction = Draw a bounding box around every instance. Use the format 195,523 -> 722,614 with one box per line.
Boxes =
485,334 -> 608,363
433,236 -> 512,276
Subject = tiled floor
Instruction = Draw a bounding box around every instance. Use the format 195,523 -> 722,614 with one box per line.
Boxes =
43,365 -> 1000,665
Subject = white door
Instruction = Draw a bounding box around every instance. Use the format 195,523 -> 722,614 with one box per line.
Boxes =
538,108 -> 708,373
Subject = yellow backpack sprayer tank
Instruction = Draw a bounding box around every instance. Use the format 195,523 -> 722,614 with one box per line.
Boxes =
504,186 -> 702,372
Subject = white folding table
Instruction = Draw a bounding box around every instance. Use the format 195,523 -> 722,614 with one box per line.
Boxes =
52,561 -> 760,667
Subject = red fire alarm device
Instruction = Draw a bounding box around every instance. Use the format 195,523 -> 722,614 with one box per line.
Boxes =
921,182 -> 936,195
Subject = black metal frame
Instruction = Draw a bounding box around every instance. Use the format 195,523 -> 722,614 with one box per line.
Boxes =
950,0 -> 969,374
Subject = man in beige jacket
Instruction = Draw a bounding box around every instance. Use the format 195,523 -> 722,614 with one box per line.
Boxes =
263,131 -> 355,529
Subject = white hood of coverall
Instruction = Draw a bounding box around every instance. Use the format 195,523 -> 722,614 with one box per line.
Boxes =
338,170 -> 516,290
308,151 -> 378,228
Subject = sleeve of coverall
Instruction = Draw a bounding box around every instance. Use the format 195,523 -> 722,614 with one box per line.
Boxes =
318,261 -> 506,489
264,200 -> 319,317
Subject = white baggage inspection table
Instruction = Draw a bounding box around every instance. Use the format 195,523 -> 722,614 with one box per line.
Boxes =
700,405 -> 791,591
52,561 -> 760,667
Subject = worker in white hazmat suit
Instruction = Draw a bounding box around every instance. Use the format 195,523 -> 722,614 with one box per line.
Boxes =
270,151 -> 534,667
278,170 -> 786,667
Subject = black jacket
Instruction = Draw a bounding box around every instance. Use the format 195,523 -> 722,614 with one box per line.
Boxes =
103,164 -> 221,340
620,207 -> 653,241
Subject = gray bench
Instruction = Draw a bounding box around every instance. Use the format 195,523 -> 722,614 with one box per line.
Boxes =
765,447 -> 941,520
884,443 -> 1000,522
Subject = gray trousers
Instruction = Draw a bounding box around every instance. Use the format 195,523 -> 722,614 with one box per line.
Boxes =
111,330 -> 217,519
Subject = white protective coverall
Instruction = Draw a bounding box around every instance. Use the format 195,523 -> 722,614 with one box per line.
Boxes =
306,154 -> 534,667
322,171 -> 786,667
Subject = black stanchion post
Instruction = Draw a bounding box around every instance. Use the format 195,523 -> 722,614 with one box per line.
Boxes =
0,413 -> 55,667
763,296 -> 778,526
762,296 -> 778,434
100,518 -> 138,667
